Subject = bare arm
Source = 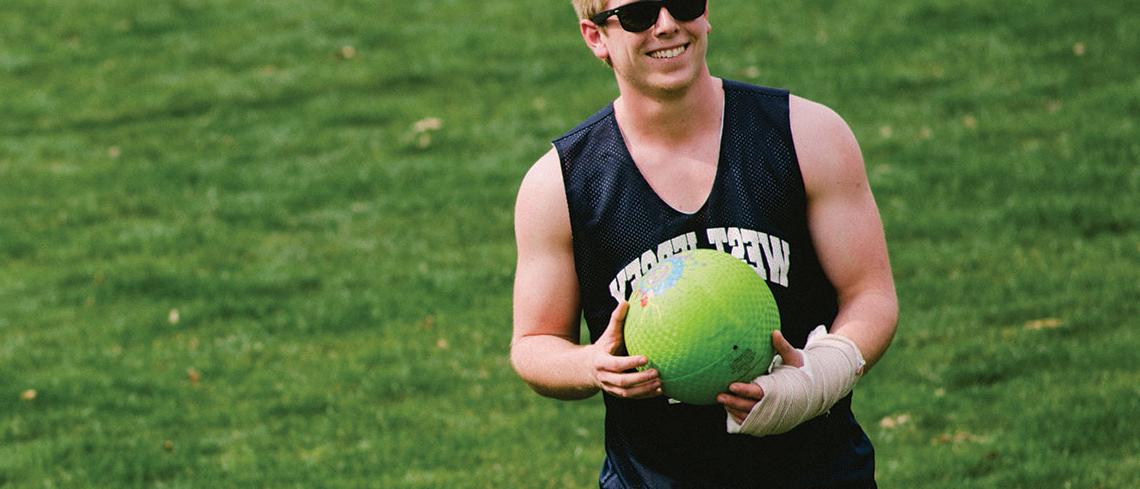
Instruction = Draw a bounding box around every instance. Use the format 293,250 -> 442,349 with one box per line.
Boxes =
510,148 -> 661,400
718,96 -> 898,426
790,95 -> 898,370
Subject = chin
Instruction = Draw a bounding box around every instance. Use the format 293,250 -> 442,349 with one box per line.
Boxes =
614,58 -> 707,98
644,69 -> 704,95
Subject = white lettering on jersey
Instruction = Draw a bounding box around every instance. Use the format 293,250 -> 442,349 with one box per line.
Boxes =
726,227 -> 746,260
608,267 -> 627,303
707,228 -> 728,252
740,228 -> 768,281
639,249 -> 658,276
757,233 -> 791,287
610,228 -> 791,301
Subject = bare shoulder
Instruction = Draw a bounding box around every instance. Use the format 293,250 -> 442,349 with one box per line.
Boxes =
513,147 -> 580,342
519,147 -> 563,198
515,147 -> 571,244
788,95 -> 867,197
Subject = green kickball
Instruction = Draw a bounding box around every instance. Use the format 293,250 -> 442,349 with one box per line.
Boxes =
625,249 -> 780,405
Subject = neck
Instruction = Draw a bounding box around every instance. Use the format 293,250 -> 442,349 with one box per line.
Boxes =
613,73 -> 723,145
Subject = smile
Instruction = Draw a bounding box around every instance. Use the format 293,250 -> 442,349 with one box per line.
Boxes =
648,44 -> 688,59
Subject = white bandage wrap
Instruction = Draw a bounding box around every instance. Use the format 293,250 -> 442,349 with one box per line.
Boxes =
726,326 -> 866,437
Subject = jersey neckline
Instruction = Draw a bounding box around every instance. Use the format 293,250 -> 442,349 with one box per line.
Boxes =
608,80 -> 729,217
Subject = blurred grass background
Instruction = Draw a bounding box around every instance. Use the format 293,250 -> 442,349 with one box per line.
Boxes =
1,0 -> 1137,487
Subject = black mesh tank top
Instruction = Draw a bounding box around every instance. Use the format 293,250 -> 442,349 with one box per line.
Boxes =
553,80 -> 875,487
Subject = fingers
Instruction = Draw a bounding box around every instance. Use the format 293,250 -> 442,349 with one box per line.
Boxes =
596,352 -> 648,373
772,330 -> 805,368
594,301 -> 662,399
597,301 -> 630,354
597,368 -> 662,399
606,382 -> 662,399
718,331 -> 807,426
597,367 -> 659,387
611,300 -> 630,322
724,403 -> 751,423
718,383 -> 764,423
606,301 -> 630,336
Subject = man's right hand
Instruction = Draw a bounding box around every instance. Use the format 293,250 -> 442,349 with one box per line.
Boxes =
586,301 -> 663,399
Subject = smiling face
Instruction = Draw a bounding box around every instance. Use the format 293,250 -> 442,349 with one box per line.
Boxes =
581,0 -> 712,98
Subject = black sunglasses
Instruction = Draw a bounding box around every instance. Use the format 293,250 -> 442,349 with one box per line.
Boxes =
590,0 -> 707,33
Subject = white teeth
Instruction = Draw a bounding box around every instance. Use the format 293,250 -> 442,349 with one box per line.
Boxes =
649,45 -> 686,59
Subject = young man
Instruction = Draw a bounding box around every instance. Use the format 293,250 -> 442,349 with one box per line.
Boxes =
511,0 -> 898,487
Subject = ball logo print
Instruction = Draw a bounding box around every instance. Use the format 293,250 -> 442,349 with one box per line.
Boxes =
624,249 -> 780,405
636,256 -> 685,307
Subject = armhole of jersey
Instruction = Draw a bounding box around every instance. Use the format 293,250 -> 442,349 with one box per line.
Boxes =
551,142 -> 577,244
783,92 -> 812,213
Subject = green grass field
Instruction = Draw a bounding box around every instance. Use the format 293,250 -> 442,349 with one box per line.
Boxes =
2,0 -> 1137,487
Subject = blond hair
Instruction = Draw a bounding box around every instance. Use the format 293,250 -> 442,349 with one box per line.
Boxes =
571,0 -> 609,21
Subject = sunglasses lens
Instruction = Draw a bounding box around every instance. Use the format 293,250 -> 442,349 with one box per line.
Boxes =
618,2 -> 663,32
602,0 -> 706,33
666,0 -> 706,21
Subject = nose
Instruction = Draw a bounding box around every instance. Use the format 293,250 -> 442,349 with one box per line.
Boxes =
651,4 -> 680,35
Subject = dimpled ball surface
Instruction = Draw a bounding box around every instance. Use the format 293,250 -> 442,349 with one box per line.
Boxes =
624,249 -> 779,405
